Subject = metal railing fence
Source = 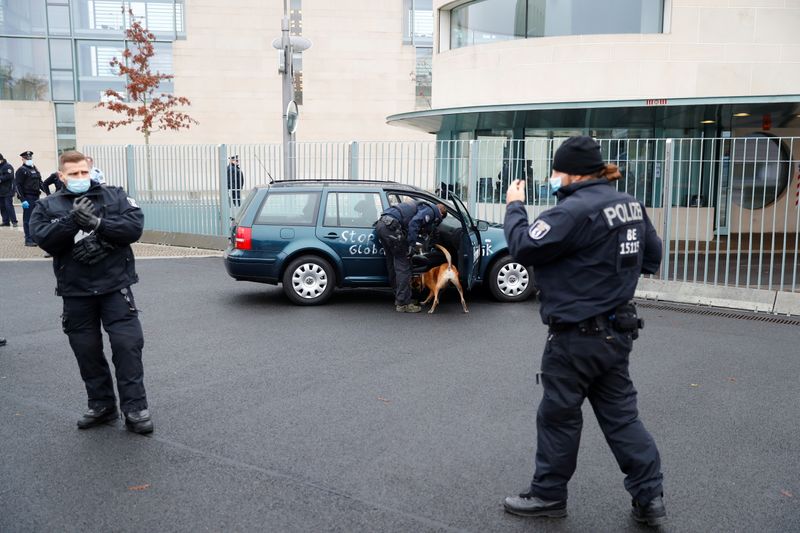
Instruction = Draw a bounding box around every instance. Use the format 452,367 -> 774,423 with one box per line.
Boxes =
84,136 -> 800,293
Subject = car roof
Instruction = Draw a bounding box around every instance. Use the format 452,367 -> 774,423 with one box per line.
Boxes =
255,180 -> 430,194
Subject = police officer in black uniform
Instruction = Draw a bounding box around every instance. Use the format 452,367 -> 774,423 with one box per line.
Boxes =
501,136 -> 666,526
30,150 -> 153,434
227,155 -> 244,206
0,153 -> 18,227
15,150 -> 44,245
375,200 -> 447,313
42,170 -> 64,195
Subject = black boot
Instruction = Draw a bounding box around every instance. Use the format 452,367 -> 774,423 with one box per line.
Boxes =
77,406 -> 118,429
124,409 -> 154,434
631,494 -> 667,527
503,491 -> 567,518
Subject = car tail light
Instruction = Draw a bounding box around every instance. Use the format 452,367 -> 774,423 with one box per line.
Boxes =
234,226 -> 252,250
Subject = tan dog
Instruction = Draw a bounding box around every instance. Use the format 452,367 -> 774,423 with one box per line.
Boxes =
413,244 -> 469,314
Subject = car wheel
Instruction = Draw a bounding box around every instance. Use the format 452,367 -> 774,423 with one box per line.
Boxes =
282,255 -> 336,305
487,255 -> 535,302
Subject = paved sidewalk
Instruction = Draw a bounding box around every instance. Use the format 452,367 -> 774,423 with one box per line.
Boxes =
0,224 -> 221,260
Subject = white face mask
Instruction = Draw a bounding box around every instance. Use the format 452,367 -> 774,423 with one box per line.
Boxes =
549,175 -> 562,194
24,160 -> 33,167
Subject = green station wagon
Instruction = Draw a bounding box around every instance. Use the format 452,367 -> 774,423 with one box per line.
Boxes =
224,180 -> 536,305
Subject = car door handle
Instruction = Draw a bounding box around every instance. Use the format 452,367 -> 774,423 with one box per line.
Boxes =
323,232 -> 339,239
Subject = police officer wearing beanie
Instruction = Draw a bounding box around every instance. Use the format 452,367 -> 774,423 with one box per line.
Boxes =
0,153 -> 18,227
30,150 -> 153,434
375,199 -> 447,312
502,136 -> 666,526
15,150 -> 44,245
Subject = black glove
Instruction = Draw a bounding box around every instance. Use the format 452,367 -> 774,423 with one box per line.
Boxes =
72,234 -> 113,265
72,197 -> 101,230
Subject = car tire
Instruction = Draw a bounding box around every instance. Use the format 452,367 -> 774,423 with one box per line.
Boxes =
282,255 -> 336,305
487,255 -> 536,303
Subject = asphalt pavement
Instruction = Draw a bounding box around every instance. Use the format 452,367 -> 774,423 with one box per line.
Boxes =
1,257 -> 798,532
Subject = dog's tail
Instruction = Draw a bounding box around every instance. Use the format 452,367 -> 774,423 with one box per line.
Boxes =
434,244 -> 453,268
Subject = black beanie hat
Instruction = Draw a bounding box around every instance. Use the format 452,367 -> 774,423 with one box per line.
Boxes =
552,136 -> 605,176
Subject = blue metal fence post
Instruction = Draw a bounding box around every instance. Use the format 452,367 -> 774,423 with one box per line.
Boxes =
218,144 -> 230,237
349,141 -> 359,180
125,144 -> 137,197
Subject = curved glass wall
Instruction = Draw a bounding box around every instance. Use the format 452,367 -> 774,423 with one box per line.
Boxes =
451,0 -> 664,49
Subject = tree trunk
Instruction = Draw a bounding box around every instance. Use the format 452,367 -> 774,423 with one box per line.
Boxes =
144,130 -> 153,201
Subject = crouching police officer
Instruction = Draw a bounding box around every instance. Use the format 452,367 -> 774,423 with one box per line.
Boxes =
375,199 -> 447,312
502,136 -> 666,526
30,150 -> 153,434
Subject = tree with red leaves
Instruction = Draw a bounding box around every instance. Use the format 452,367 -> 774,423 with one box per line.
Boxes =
96,9 -> 197,197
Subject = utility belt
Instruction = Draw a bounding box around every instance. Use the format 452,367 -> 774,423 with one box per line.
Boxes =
548,302 -> 644,338
376,214 -> 403,234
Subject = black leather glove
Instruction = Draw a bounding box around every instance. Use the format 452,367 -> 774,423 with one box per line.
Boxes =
72,197 -> 101,231
72,234 -> 112,265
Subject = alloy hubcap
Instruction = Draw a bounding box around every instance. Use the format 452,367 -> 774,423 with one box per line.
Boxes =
497,262 -> 529,296
291,263 -> 328,299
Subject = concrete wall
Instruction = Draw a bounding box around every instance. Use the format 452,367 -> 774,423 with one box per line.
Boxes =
432,0 -> 800,108
75,0 -> 432,147
0,101 -> 57,175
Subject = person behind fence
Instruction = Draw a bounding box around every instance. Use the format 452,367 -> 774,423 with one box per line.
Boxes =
374,199 -> 447,313
0,153 -> 18,227
227,155 -> 244,206
501,136 -> 666,526
29,150 -> 154,435
86,156 -> 105,184
15,150 -> 44,246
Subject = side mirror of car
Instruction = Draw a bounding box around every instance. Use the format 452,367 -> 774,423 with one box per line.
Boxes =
476,220 -> 489,232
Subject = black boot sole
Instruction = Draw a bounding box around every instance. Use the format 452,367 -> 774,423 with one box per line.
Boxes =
632,513 -> 667,527
77,411 -> 118,429
125,420 -> 154,434
504,506 -> 567,518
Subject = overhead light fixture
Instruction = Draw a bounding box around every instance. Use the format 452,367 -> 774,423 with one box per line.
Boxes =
701,120 -> 715,124
733,112 -> 750,117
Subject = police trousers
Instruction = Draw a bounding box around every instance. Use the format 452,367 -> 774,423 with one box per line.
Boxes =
61,288 -> 148,413
530,321 -> 663,505
375,216 -> 412,306
0,195 -> 17,224
21,195 -> 38,243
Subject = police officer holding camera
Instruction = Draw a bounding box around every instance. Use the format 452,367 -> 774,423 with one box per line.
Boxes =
502,136 -> 666,526
30,150 -> 153,434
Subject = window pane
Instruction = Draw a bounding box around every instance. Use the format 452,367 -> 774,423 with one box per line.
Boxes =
0,37 -> 50,100
55,102 -> 75,124
73,0 -> 183,40
343,193 -> 381,228
412,0 -> 433,44
47,4 -> 71,35
527,0 -> 663,38
0,0 -> 47,36
451,0 -> 526,50
49,39 -> 73,69
72,0 -> 124,36
51,70 -> 75,100
256,192 -> 320,226
76,39 -> 125,101
323,193 -> 338,226
415,47 -> 432,109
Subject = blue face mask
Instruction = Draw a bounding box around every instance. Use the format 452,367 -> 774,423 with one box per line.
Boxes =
24,160 -> 33,167
549,175 -> 562,194
66,178 -> 91,194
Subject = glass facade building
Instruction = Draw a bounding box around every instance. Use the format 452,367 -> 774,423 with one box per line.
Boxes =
0,0 -> 184,152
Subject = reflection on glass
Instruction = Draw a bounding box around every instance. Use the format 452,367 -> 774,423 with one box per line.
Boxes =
49,39 -> 73,69
51,70 -> 75,100
0,37 -> 50,100
450,0 -> 663,49
451,0 -> 527,49
72,0 -> 183,39
76,40 -> 125,101
415,47 -> 432,109
55,102 -> 76,124
0,0 -> 47,36
47,4 -> 71,35
403,0 -> 433,44
730,134 -> 790,210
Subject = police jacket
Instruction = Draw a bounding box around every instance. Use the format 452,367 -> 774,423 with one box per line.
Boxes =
382,201 -> 442,245
42,172 -> 64,195
30,183 -> 144,297
0,162 -> 14,197
15,164 -> 43,198
504,179 -> 662,324
227,164 -> 243,189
